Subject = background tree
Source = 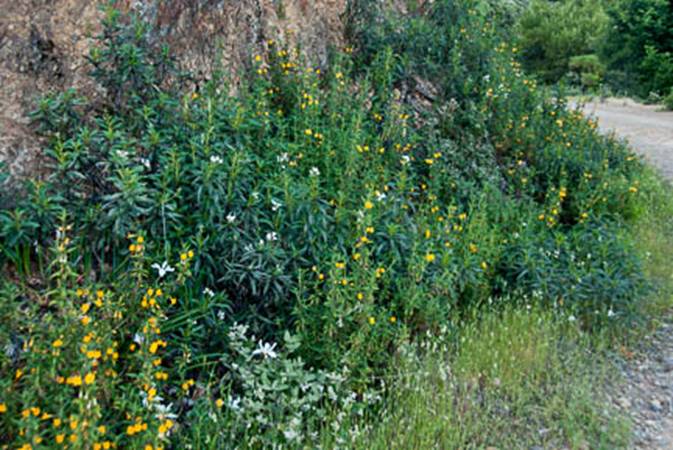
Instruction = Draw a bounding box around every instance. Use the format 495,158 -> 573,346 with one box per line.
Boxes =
516,0 -> 607,84
601,0 -> 673,97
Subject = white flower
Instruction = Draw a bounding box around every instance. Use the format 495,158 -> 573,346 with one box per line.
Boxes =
228,323 -> 249,341
271,199 -> 282,212
140,158 -> 151,169
117,150 -> 129,159
226,212 -> 237,223
210,155 -> 224,164
153,402 -> 178,421
133,333 -> 145,345
283,428 -> 299,441
309,166 -> 320,177
608,309 -> 616,318
151,261 -> 175,278
4,342 -> 18,358
204,288 -> 215,298
217,310 -> 226,321
376,191 -> 387,202
568,315 -> 576,322
252,192 -> 260,201
283,419 -> 302,441
252,341 -> 278,359
277,153 -> 289,164
400,155 -> 411,165
229,396 -> 241,411
266,231 -> 278,242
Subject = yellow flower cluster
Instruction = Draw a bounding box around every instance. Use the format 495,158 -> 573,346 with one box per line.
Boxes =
129,235 -> 145,253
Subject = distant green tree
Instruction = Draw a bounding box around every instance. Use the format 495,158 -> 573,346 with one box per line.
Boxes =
516,0 -> 608,83
602,0 -> 673,97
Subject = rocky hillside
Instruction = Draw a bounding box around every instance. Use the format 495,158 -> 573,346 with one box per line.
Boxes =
0,0 -> 347,182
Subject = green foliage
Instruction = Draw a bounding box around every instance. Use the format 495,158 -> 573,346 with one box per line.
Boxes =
602,0 -> 673,97
665,88 -> 673,111
639,46 -> 673,98
516,0 -> 608,83
501,220 -> 647,326
629,169 -> 673,319
568,54 -> 606,91
176,326 -> 369,448
0,0 -> 660,447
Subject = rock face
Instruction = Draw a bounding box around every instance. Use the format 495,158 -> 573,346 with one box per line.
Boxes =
0,0 -> 347,182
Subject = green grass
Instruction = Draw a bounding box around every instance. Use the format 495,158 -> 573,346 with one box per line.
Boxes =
632,170 -> 673,321
319,306 -> 629,449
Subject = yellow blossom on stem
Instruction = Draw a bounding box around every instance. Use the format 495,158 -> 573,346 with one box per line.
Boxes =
84,373 -> 96,385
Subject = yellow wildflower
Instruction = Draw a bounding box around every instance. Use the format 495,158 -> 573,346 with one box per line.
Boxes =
67,375 -> 82,386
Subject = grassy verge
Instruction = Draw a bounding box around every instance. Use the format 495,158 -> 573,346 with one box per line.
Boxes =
319,306 -> 628,449
632,171 -> 673,322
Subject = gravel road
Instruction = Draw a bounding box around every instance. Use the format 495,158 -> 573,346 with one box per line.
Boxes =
578,98 -> 673,180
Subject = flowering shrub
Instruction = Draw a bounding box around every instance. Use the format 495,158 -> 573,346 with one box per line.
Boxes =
0,226 -> 186,448
0,0 -> 653,446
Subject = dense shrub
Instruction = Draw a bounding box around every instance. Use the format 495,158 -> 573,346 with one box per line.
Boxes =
516,0 -> 607,84
0,1 -> 650,447
568,54 -> 606,91
602,0 -> 673,97
516,0 -> 673,99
